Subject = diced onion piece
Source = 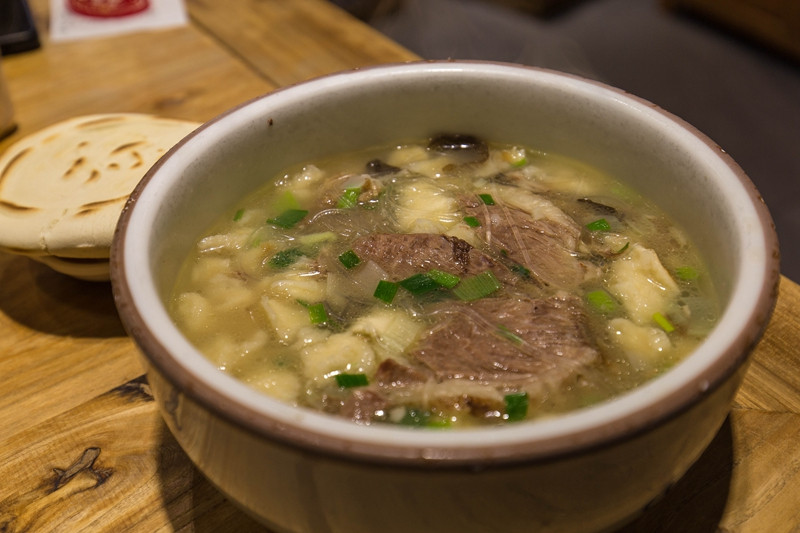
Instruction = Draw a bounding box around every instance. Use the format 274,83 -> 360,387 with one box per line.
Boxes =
326,260 -> 388,306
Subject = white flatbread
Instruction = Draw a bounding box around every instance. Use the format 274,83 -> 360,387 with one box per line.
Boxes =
0,114 -> 199,279
33,254 -> 112,282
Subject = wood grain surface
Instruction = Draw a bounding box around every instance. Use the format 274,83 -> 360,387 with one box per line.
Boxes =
1,1 -> 799,531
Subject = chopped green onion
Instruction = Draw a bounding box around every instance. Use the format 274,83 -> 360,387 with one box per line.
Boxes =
452,271 -> 502,301
586,289 -> 618,313
338,249 -> 361,269
271,190 -> 301,213
399,273 -> 440,295
510,263 -> 531,279
268,248 -> 304,269
511,157 -> 528,167
308,303 -> 329,324
676,266 -> 699,281
298,231 -> 337,247
586,218 -> 611,232
615,242 -> 630,254
428,269 -> 461,289
425,417 -> 452,428
653,312 -> 675,333
497,325 -> 524,345
463,215 -> 481,227
504,392 -> 529,422
233,208 -> 245,221
399,408 -> 429,427
335,373 -> 369,388
337,187 -> 361,209
478,193 -> 496,206
267,208 -> 308,229
374,280 -> 399,304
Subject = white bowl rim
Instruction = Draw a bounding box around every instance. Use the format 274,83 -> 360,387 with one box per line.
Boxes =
110,60 -> 780,467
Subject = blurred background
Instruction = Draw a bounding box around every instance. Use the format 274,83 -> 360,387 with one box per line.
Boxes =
332,0 -> 800,282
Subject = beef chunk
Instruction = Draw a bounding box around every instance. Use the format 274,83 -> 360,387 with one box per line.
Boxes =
340,389 -> 388,424
375,357 -> 429,388
464,199 -> 598,289
351,233 -> 515,283
412,293 -> 599,386
340,359 -> 506,424
337,293 -> 599,424
340,359 -> 428,424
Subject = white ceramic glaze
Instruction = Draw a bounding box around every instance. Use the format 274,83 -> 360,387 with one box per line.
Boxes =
110,62 -> 780,532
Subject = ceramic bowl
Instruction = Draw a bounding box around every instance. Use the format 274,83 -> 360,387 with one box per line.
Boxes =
110,61 -> 780,533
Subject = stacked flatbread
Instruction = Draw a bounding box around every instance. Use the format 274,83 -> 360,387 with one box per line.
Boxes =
0,114 -> 200,281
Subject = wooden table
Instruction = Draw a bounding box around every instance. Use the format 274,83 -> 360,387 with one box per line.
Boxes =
1,1 -> 798,531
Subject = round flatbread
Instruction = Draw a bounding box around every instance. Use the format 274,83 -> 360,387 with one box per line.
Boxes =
33,254 -> 112,282
0,114 -> 199,279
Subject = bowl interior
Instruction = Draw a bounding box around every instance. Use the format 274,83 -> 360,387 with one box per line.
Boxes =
113,62 -> 778,462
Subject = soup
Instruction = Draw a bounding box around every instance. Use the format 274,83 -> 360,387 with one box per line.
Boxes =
169,134 -> 719,428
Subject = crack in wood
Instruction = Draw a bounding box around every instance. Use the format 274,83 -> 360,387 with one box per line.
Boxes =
112,375 -> 153,402
51,447 -> 113,492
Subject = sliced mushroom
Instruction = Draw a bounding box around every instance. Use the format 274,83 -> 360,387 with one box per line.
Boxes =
428,133 -> 489,164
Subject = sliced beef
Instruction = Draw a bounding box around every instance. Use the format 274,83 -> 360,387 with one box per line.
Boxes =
340,358 -> 506,424
351,233 -> 516,284
338,292 -> 599,424
340,358 -> 428,424
340,389 -> 389,424
374,357 -> 429,388
412,293 -> 599,387
464,198 -> 598,289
